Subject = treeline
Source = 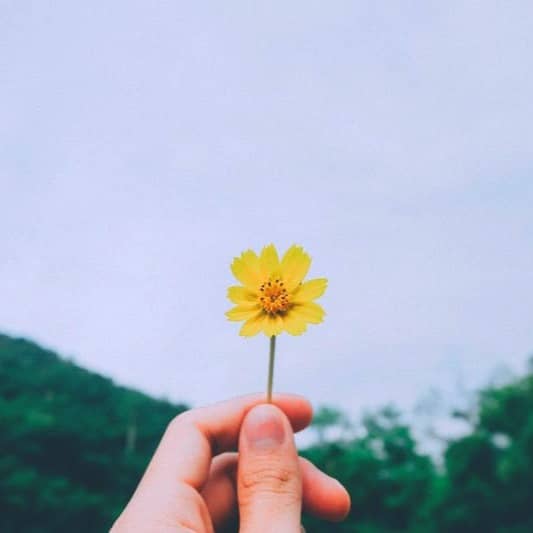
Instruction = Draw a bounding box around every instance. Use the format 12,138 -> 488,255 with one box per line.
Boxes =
1,334 -> 532,532
303,365 -> 533,533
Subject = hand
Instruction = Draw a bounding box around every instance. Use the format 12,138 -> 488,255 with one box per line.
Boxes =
111,394 -> 351,532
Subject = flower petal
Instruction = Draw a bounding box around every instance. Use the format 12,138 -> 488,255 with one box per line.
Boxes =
282,312 -> 308,336
231,250 -> 261,289
227,286 -> 257,305
292,278 -> 328,303
240,312 -> 265,337
292,302 -> 325,324
280,245 -> 311,291
226,304 -> 260,321
262,314 -> 284,336
259,244 -> 281,279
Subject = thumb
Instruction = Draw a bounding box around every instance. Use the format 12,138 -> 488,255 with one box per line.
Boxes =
237,404 -> 302,533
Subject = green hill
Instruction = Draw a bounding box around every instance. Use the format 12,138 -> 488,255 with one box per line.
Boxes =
0,334 -> 188,532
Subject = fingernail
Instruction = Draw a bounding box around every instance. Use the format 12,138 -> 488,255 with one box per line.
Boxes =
244,404 -> 286,449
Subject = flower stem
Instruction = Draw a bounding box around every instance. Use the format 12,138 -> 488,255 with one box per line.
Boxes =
266,335 -> 276,403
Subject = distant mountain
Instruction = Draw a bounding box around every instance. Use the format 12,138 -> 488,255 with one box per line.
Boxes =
0,333 -> 188,532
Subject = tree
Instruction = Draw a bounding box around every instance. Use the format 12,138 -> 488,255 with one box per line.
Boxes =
311,405 -> 351,443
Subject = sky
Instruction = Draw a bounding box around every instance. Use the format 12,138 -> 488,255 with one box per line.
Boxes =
1,2 -> 532,422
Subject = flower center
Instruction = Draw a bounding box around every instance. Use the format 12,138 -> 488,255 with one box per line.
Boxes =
259,278 -> 290,314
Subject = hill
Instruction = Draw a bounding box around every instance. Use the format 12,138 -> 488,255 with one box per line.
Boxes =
0,334 -> 187,532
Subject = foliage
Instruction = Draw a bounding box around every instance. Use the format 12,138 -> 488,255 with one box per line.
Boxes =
0,334 -> 188,532
304,407 -> 434,532
311,405 -> 351,443
1,333 -> 532,532
303,372 -> 533,533
427,372 -> 533,533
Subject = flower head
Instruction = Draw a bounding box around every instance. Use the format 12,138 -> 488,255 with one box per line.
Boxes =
226,244 -> 327,337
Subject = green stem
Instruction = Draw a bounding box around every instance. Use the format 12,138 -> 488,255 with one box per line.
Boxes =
267,335 -> 276,403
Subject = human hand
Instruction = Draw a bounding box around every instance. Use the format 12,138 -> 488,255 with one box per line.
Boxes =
111,394 -> 351,532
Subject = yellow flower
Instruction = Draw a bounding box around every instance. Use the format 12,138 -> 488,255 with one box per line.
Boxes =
226,244 -> 327,337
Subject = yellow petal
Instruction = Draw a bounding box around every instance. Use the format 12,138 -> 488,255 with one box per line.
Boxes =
259,244 -> 281,279
262,314 -> 284,336
240,312 -> 265,337
226,305 -> 260,321
292,302 -> 325,324
231,250 -> 261,289
292,278 -> 328,303
282,312 -> 308,336
227,286 -> 257,305
280,245 -> 311,291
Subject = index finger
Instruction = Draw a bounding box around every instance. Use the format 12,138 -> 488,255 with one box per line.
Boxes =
140,393 -> 312,491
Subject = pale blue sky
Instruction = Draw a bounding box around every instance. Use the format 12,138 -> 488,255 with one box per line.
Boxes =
1,2 -> 532,418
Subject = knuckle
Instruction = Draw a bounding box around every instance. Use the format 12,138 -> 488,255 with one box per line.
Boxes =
171,483 -> 211,532
166,410 -> 193,435
240,461 -> 300,498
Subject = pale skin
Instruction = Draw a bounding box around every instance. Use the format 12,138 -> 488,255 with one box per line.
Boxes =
111,394 -> 351,532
